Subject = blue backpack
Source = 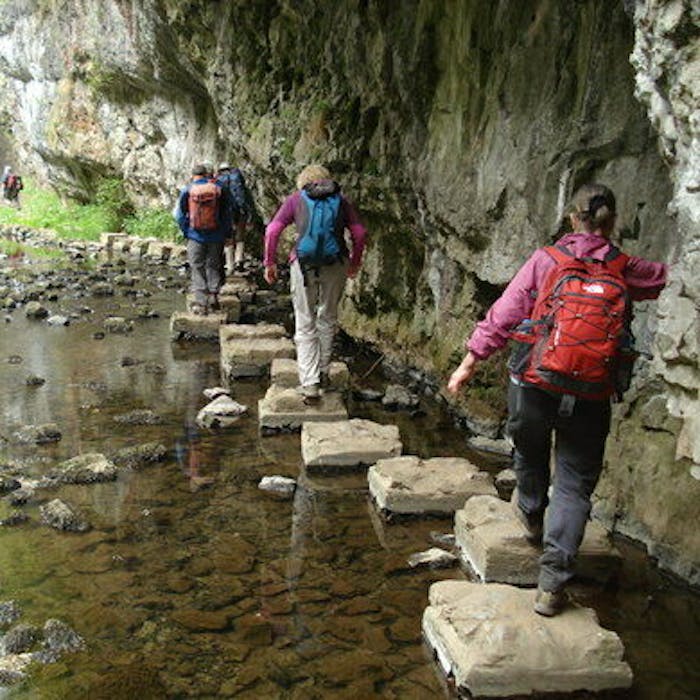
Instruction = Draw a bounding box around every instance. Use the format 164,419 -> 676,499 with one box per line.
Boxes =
295,180 -> 344,269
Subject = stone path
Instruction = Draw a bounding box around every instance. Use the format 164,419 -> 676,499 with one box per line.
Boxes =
165,255 -> 633,696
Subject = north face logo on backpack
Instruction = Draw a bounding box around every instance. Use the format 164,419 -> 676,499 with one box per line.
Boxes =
509,245 -> 633,400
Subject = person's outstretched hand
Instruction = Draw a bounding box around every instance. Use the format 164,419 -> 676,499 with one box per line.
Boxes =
264,264 -> 278,285
447,351 -> 478,394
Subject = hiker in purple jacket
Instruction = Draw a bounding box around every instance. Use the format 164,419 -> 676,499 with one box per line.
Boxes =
264,164 -> 367,399
448,184 -> 667,616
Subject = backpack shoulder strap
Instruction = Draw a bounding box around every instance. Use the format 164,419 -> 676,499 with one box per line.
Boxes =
603,245 -> 629,274
543,245 -> 573,265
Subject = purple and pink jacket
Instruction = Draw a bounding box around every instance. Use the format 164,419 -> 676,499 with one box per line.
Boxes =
466,231 -> 668,360
264,190 -> 367,269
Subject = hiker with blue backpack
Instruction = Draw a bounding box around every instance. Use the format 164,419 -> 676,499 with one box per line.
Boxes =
264,164 -> 368,399
216,162 -> 254,274
175,162 -> 234,315
447,184 -> 667,616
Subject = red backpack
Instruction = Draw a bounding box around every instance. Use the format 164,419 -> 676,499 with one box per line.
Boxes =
188,180 -> 221,232
510,245 -> 633,400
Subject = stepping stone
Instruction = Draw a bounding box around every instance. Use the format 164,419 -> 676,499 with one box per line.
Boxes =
220,277 -> 256,299
144,241 -> 173,261
99,232 -> 129,249
271,358 -> 350,390
454,495 -> 621,584
301,419 -> 402,470
258,385 -> 347,432
368,456 -> 497,515
423,580 -> 633,698
169,311 -> 227,341
220,327 -> 295,381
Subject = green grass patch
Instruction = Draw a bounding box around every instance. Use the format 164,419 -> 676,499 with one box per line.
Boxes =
0,239 -> 24,257
0,177 -> 178,242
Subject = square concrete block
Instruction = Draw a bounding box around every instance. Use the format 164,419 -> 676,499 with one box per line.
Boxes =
270,358 -> 350,389
100,232 -> 129,249
258,385 -> 348,432
301,419 -> 402,470
423,580 -> 632,698
221,336 -> 295,381
219,323 -> 287,343
368,456 -> 498,515
145,241 -> 172,261
170,311 -> 228,341
454,495 -> 622,584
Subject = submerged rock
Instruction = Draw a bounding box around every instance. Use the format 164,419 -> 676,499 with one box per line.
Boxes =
24,301 -> 49,319
196,396 -> 248,429
0,601 -> 21,627
11,423 -> 61,444
39,499 -> 90,532
111,442 -> 168,469
2,623 -> 40,654
52,453 -> 118,484
46,314 -> 69,327
113,409 -> 163,425
258,475 -> 297,496
382,384 -> 420,410
104,316 -> 133,334
25,374 -> 46,386
43,619 -> 85,653
407,548 -> 457,569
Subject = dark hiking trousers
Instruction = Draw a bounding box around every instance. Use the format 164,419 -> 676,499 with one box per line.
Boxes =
506,381 -> 611,592
187,239 -> 225,306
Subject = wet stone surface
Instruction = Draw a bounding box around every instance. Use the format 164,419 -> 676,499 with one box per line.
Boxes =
0,250 -> 698,698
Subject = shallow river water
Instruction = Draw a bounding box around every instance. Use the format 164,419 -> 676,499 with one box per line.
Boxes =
0,255 -> 698,699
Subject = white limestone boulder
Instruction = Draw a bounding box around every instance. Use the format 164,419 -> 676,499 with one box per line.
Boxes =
423,580 -> 633,697
368,456 -> 497,515
170,311 -> 227,341
301,419 -> 402,470
455,495 -> 621,584
271,358 -> 350,390
196,396 -> 248,429
258,385 -> 347,432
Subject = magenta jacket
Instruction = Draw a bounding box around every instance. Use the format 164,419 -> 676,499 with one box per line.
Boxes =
264,190 -> 367,268
466,231 -> 668,360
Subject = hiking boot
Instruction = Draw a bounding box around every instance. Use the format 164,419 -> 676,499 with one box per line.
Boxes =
319,372 -> 331,390
296,383 -> 321,400
512,499 -> 544,545
190,302 -> 207,316
208,295 -> 221,312
534,587 -> 567,617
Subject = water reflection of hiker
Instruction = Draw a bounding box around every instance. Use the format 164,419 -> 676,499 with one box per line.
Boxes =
447,184 -> 667,617
175,424 -> 216,492
263,164 -> 368,399
175,162 -> 233,315
2,166 -> 24,209
216,161 -> 254,275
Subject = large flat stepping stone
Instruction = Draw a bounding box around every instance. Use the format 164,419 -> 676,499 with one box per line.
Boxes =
220,325 -> 295,380
423,580 -> 633,697
454,495 -> 621,584
258,385 -> 347,432
301,419 -> 402,471
170,311 -> 227,341
271,358 -> 350,390
368,456 -> 497,515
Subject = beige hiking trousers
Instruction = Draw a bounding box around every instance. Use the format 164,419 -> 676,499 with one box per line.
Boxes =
290,259 -> 348,387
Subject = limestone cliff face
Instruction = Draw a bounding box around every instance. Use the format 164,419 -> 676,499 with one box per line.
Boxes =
0,0 -> 697,582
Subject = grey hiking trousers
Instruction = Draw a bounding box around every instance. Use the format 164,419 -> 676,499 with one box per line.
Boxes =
507,381 -> 611,592
187,239 -> 225,306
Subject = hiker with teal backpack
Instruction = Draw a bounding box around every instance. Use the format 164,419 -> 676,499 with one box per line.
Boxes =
175,162 -> 234,315
447,184 -> 668,616
264,164 -> 368,399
